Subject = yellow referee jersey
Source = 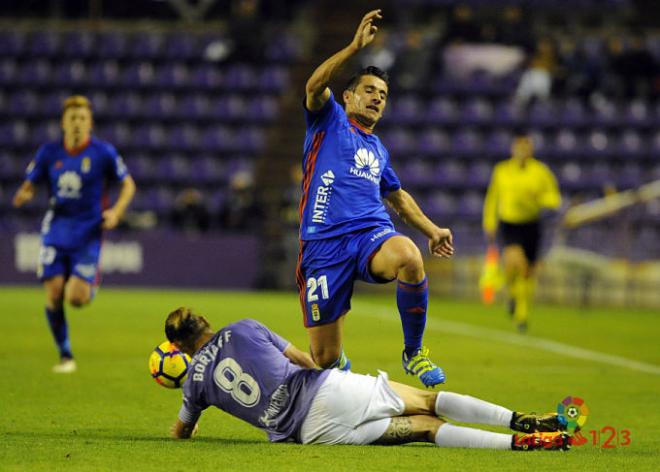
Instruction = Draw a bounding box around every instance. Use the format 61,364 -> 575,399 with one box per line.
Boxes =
482,157 -> 561,233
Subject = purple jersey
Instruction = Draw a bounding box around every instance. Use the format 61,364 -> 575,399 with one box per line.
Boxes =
178,319 -> 330,442
299,93 -> 401,241
25,137 -> 129,249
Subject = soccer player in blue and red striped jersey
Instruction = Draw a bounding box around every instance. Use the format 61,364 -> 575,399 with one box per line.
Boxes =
12,95 -> 136,373
297,10 -> 454,387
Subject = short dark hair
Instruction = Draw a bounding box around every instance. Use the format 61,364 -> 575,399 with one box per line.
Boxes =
165,307 -> 211,353
345,66 -> 390,92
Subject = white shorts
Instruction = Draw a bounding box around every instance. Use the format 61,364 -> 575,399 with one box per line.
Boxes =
299,369 -> 405,445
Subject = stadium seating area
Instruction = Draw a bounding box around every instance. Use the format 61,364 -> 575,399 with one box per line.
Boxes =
0,27 -> 299,231
0,2 -> 658,259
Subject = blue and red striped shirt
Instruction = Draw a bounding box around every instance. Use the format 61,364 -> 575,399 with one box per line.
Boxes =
299,93 -> 401,241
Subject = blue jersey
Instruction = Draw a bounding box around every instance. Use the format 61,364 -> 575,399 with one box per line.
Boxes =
299,93 -> 401,241
178,319 -> 330,442
25,137 -> 129,249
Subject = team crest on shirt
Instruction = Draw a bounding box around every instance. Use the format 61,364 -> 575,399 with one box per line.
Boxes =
57,171 -> 82,199
350,148 -> 380,184
81,156 -> 91,173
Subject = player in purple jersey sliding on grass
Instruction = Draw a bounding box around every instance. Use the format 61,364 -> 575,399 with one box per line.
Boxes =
12,95 -> 136,374
166,307 -> 570,451
298,9 -> 453,386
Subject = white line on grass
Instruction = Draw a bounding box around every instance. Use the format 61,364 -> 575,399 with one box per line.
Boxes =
355,301 -> 660,376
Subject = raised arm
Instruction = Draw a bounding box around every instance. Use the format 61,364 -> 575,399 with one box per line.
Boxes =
102,175 -> 136,229
305,9 -> 382,111
385,189 -> 454,258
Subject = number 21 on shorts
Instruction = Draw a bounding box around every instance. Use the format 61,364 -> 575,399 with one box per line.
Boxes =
307,275 -> 329,321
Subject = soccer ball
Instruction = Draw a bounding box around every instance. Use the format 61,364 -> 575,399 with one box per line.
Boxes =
566,406 -> 579,419
149,341 -> 191,389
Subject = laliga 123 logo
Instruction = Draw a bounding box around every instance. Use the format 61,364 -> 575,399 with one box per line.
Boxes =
557,395 -> 589,432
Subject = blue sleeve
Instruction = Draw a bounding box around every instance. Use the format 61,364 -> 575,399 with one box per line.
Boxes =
380,157 -> 402,198
303,91 -> 343,131
25,145 -> 49,184
178,382 -> 206,424
103,143 -> 129,182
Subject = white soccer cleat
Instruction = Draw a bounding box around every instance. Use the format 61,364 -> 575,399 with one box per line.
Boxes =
52,358 -> 77,374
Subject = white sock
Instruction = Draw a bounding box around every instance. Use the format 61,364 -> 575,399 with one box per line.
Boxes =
435,423 -> 512,449
435,392 -> 513,427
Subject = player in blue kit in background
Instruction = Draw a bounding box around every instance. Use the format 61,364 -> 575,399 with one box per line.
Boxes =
12,95 -> 136,373
166,307 -> 570,451
298,9 -> 453,386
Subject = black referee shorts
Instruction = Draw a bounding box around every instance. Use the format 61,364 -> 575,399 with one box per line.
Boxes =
498,220 -> 542,263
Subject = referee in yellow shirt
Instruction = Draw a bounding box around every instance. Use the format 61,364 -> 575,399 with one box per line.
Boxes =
483,130 -> 561,332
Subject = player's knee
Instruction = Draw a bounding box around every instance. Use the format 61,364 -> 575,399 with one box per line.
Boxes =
311,346 -> 341,369
396,244 -> 424,280
66,292 -> 90,307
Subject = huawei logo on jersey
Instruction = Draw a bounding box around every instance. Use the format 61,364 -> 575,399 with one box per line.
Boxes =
350,148 -> 381,184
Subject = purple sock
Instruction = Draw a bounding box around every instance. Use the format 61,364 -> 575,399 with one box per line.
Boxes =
397,277 -> 428,355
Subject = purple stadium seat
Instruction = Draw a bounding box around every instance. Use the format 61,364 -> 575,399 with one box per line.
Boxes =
560,99 -> 587,128
456,192 -> 483,219
583,130 -> 610,159
0,59 -> 18,86
466,160 -> 492,188
210,95 -> 247,121
164,33 -> 197,60
156,63 -> 190,89
236,127 -> 265,152
144,93 -> 178,119
0,152 -> 23,180
224,65 -> 258,91
98,123 -> 131,149
109,92 -> 143,119
28,31 -> 61,57
527,100 -> 557,128
617,163 -> 643,188
553,129 -> 580,158
97,32 -> 127,59
435,161 -> 467,187
168,125 -> 200,152
265,33 -> 301,63
461,98 -> 493,126
259,66 -> 289,92
398,160 -> 435,187
180,93 -> 210,120
191,64 -> 223,90
54,60 -> 87,86
592,99 -> 619,127
389,96 -> 423,124
89,91 -> 110,118
484,129 -> 512,157
426,97 -> 457,125
8,91 -> 38,118
17,59 -> 52,86
623,100 -> 649,127
492,100 -> 522,127
418,129 -> 451,156
122,62 -> 156,88
424,191 -> 456,219
192,156 -> 227,185
0,31 -> 27,56
127,154 -> 156,181
88,60 -> 122,88
617,129 -> 645,158
31,121 -> 60,146
451,129 -> 483,156
382,128 -> 415,154
62,31 -> 96,58
129,32 -> 165,60
157,155 -> 191,183
248,96 -> 279,122
202,125 -> 234,152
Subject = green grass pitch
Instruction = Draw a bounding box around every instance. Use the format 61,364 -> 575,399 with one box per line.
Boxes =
1,286 -> 659,471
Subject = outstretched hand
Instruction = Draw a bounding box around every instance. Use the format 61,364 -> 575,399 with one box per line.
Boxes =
428,227 -> 454,258
351,9 -> 382,51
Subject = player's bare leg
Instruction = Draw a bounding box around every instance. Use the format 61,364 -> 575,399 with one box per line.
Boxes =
502,244 -> 530,330
64,276 -> 92,307
307,315 -> 350,369
383,381 -> 569,449
44,276 -> 76,373
370,235 -> 445,386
